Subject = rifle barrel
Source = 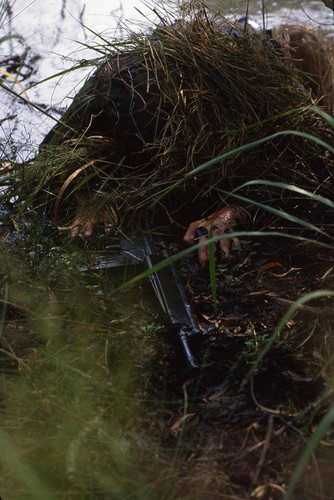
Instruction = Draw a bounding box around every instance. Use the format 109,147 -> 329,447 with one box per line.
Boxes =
141,236 -> 200,370
80,233 -> 201,370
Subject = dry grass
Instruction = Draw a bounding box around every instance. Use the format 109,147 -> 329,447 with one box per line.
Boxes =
19,3 -> 334,232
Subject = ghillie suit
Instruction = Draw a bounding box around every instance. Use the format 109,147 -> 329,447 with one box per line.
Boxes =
275,24 -> 334,112
24,6 -> 334,236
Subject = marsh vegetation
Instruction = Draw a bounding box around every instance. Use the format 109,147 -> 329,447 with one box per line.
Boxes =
0,1 -> 334,499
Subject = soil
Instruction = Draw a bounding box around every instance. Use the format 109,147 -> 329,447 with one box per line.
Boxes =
139,227 -> 334,499
2,202 -> 333,499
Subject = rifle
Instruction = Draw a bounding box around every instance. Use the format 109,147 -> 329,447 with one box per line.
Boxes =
79,233 -> 203,370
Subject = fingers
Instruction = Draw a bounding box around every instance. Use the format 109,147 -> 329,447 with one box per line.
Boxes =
82,218 -> 96,238
199,236 -> 231,266
219,238 -> 230,259
198,237 -> 210,266
68,201 -> 117,238
68,214 -> 86,238
68,222 -> 80,238
183,220 -> 204,245
184,210 -> 243,265
68,214 -> 97,238
69,216 -> 113,238
232,235 -> 241,248
218,230 -> 241,259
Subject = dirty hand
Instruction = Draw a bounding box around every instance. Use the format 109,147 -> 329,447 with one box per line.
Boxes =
67,195 -> 117,238
183,206 -> 246,266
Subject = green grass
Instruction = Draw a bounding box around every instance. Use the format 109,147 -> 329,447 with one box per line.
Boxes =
1,2 -> 334,498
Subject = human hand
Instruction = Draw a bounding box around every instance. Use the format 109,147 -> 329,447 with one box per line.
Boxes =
183,206 -> 246,266
67,195 -> 117,238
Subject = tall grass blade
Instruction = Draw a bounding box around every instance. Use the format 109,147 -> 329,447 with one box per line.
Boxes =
284,405 -> 334,500
151,129 -> 334,207
242,290 -> 334,387
0,430 -> 54,499
231,179 -> 334,209
119,235 -> 334,291
217,184 -> 334,241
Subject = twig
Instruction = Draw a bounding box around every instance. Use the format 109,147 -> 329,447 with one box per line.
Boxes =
252,414 -> 274,485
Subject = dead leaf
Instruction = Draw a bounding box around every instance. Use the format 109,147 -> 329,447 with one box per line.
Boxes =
170,413 -> 196,436
258,262 -> 283,276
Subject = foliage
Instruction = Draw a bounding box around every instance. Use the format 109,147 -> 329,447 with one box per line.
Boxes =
19,3 -> 333,232
0,1 -> 334,499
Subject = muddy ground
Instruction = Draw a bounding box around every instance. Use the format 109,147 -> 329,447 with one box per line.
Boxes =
0,203 -> 333,499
